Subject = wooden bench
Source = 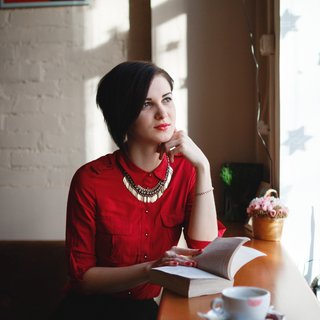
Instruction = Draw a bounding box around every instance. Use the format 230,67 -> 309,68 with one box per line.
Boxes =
0,241 -> 67,320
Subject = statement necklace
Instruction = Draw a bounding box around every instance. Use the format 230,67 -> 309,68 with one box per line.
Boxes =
117,157 -> 173,203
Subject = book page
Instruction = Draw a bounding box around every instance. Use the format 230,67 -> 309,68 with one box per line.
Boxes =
194,237 -> 252,279
152,265 -> 224,280
230,245 -> 265,278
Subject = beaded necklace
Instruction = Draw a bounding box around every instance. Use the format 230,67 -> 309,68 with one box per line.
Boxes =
117,156 -> 173,203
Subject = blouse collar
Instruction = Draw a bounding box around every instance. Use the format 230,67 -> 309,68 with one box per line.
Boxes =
115,150 -> 168,185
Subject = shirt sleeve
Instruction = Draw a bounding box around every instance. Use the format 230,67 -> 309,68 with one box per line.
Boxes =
66,167 -> 97,283
184,220 -> 226,248
183,166 -> 227,249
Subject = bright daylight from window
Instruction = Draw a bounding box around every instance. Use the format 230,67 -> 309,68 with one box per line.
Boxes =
280,0 -> 320,288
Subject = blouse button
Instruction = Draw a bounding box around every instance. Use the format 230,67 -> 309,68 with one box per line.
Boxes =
128,291 -> 131,295
145,233 -> 149,237
145,210 -> 149,214
144,255 -> 148,260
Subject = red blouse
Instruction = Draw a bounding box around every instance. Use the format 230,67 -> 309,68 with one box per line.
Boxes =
66,150 -> 226,299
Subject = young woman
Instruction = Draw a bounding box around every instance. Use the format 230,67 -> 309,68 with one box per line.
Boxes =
56,61 -> 225,320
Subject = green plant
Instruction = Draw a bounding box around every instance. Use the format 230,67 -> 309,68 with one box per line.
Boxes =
220,166 -> 233,186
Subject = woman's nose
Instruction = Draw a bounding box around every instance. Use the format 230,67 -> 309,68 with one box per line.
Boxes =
155,104 -> 167,119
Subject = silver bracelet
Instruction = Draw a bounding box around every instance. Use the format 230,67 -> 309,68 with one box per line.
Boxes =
195,187 -> 214,196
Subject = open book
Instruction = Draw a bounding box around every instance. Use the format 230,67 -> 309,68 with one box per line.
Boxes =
149,237 -> 265,298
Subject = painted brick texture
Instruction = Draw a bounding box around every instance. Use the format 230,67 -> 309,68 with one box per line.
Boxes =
0,0 -> 128,239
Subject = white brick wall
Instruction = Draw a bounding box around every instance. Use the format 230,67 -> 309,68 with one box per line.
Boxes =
0,0 -> 129,239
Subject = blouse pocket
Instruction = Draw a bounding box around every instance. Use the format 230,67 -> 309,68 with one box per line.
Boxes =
159,209 -> 185,246
160,209 -> 185,228
97,211 -> 133,235
96,208 -> 136,266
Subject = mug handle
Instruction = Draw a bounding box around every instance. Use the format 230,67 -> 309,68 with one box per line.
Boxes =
211,297 -> 225,316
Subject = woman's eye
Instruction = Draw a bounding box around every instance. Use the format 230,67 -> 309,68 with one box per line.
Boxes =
163,97 -> 172,103
143,101 -> 151,108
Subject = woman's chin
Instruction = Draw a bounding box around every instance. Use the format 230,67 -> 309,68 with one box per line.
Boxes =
158,129 -> 175,141
156,135 -> 173,145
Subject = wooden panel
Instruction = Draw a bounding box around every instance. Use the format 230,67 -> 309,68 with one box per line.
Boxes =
0,241 -> 67,320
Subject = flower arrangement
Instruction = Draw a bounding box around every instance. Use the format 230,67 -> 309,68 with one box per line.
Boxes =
247,189 -> 289,219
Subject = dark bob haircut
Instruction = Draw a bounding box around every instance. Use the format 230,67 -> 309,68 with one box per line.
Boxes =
96,61 -> 174,151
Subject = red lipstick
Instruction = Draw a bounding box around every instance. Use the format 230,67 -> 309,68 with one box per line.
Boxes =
154,123 -> 170,131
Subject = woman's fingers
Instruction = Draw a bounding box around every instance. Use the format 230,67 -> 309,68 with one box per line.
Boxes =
171,246 -> 203,257
159,246 -> 203,267
161,256 -> 197,267
151,245 -> 203,269
158,130 -> 185,162
157,130 -> 207,168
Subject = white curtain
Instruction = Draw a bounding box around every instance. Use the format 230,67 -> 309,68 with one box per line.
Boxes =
280,0 -> 320,284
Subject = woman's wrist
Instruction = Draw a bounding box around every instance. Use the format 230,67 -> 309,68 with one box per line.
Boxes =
144,260 -> 155,280
194,157 -> 214,196
195,187 -> 214,196
194,155 -> 210,173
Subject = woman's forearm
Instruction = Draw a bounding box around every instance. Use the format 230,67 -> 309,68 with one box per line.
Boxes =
81,261 -> 152,294
187,159 -> 218,241
81,245 -> 207,295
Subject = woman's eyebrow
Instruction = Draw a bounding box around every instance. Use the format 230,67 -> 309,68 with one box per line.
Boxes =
145,92 -> 172,100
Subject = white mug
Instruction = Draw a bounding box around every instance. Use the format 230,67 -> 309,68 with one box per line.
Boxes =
211,286 -> 270,320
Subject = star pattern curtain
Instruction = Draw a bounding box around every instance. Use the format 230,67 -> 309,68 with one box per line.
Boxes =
280,0 -> 320,285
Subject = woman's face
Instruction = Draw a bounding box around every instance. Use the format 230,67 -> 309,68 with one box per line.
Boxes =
128,75 -> 176,147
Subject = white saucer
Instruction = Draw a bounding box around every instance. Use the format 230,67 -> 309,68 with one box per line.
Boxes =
197,310 -> 224,320
197,306 -> 285,320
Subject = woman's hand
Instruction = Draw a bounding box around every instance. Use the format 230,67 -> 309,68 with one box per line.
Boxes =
158,130 -> 208,169
149,246 -> 202,270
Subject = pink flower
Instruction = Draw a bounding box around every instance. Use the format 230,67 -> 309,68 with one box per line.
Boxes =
269,210 -> 277,218
247,194 -> 288,219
